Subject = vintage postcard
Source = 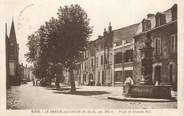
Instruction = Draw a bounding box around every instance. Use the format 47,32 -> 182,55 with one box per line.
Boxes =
0,0 -> 183,116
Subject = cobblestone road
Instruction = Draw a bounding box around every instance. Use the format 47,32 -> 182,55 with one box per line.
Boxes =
7,82 -> 177,109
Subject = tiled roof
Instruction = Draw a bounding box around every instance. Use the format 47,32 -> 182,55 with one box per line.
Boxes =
113,23 -> 139,42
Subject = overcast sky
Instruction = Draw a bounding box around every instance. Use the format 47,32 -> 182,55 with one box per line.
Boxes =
0,0 -> 178,65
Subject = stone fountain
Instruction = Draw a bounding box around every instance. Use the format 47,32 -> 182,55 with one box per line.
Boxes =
127,34 -> 172,99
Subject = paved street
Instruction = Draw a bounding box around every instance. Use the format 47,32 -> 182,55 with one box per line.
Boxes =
7,82 -> 177,109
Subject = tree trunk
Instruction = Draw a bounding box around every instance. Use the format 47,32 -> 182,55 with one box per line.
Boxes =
55,74 -> 60,89
69,67 -> 76,93
48,78 -> 52,87
55,65 -> 63,89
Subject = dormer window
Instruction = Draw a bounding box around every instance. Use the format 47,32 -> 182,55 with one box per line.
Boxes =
155,13 -> 166,27
114,41 -> 122,47
124,38 -> 133,44
142,19 -> 151,32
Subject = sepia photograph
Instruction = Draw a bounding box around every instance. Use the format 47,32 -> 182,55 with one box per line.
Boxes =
1,0 -> 182,113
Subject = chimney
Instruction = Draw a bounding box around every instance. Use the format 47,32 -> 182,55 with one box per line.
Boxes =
108,22 -> 112,32
98,35 -> 102,39
5,23 -> 7,36
147,13 -> 154,18
103,28 -> 107,36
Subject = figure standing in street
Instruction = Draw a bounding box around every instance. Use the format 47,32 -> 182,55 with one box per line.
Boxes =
124,76 -> 134,85
32,78 -> 35,86
123,76 -> 134,96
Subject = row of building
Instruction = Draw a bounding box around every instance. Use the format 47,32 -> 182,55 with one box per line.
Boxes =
19,64 -> 35,82
72,4 -> 177,90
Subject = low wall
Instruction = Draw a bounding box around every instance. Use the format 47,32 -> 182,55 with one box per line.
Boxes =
128,85 -> 171,99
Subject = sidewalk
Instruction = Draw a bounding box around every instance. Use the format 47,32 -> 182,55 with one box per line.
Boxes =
105,86 -> 177,102
108,96 -> 176,102
79,85 -> 123,96
78,85 -> 177,102
49,84 -> 177,102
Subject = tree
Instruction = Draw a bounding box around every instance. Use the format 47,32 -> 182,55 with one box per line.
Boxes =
25,25 -> 50,83
25,18 -> 62,88
25,33 -> 41,80
45,18 -> 64,88
25,4 -> 92,92
25,33 -> 39,63
56,4 -> 92,93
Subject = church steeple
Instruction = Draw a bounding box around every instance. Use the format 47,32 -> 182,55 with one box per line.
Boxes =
6,18 -> 20,86
108,22 -> 112,32
9,18 -> 17,43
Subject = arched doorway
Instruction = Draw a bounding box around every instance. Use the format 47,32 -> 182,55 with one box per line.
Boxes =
88,73 -> 94,85
154,66 -> 161,85
169,62 -> 177,91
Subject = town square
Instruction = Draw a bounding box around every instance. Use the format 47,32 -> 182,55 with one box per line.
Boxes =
4,0 -> 178,110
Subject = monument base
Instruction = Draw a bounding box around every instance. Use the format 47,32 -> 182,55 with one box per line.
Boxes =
128,85 -> 172,99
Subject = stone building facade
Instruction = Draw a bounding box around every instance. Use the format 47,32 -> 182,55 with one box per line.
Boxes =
94,36 -> 104,86
77,4 -> 177,89
134,4 -> 177,90
112,24 -> 139,86
94,24 -> 113,86
19,64 -> 35,82
79,23 -> 113,86
103,23 -> 113,86
80,41 -> 96,85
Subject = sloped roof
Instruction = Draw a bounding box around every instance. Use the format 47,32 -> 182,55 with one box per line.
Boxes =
135,4 -> 177,35
113,23 -> 139,42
